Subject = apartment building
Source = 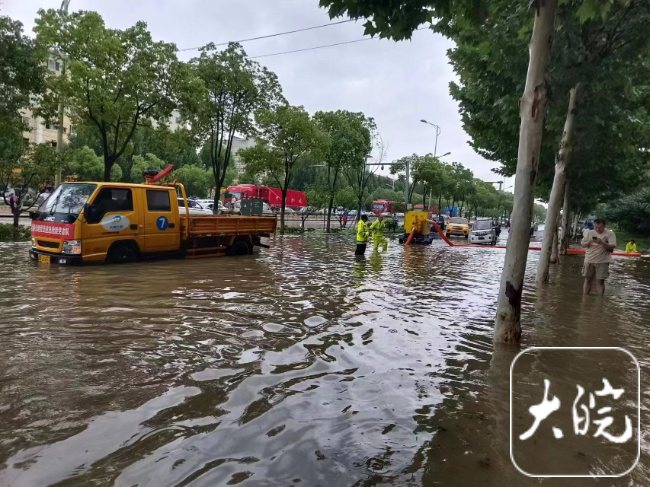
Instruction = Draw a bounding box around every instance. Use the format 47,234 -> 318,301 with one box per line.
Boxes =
231,136 -> 256,173
20,58 -> 73,147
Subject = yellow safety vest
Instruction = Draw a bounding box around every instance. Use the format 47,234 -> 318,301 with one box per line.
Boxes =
356,221 -> 369,243
369,219 -> 386,236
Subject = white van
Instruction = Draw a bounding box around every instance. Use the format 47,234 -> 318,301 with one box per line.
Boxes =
469,219 -> 497,245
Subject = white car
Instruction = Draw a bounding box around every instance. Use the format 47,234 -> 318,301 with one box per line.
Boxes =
177,198 -> 212,215
469,219 -> 497,245
197,199 -> 225,213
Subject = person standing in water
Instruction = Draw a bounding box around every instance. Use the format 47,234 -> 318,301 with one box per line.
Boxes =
355,214 -> 370,256
369,214 -> 388,252
581,219 -> 616,295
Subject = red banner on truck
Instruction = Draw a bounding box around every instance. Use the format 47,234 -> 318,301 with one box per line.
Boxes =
31,222 -> 75,239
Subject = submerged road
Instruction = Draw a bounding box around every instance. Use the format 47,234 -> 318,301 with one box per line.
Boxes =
0,235 -> 648,485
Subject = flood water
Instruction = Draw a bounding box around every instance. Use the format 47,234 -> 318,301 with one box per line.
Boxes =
0,234 -> 649,486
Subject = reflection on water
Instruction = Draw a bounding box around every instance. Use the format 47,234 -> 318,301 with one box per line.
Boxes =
0,237 -> 648,486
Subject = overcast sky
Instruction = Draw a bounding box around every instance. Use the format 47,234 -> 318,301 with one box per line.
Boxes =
2,0 -> 513,187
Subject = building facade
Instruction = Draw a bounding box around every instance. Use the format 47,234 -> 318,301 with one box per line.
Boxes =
231,136 -> 256,173
20,58 -> 73,147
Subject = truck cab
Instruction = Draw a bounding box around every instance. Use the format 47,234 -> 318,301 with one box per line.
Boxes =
30,182 -> 182,264
372,200 -> 393,216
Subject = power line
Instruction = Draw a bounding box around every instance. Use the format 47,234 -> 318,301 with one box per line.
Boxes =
178,19 -> 355,52
249,27 -> 429,60
251,37 -> 374,59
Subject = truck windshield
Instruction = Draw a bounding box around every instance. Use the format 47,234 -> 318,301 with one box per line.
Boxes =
37,184 -> 97,217
450,218 -> 467,225
372,203 -> 385,210
225,192 -> 242,200
473,220 -> 492,230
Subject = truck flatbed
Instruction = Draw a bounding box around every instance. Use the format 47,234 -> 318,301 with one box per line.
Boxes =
181,214 -> 277,237
181,214 -> 277,258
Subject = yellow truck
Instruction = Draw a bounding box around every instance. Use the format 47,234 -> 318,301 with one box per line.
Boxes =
29,179 -> 276,265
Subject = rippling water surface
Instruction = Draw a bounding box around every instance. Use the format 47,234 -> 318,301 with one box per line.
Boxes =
1,234 -> 649,486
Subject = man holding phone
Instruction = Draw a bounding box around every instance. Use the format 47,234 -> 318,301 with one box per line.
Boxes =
581,218 -> 616,295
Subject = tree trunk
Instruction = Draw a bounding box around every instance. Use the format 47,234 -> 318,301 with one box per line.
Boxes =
536,84 -> 580,283
550,222 -> 559,264
559,181 -> 571,254
104,160 -> 113,182
571,213 -> 579,243
495,0 -> 557,345
280,189 -> 287,235
13,209 -> 20,227
356,195 -> 362,222
326,195 -> 334,232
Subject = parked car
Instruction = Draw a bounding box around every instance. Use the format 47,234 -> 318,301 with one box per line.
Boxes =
469,219 -> 497,245
177,198 -> 212,215
197,199 -> 225,213
446,217 -> 470,238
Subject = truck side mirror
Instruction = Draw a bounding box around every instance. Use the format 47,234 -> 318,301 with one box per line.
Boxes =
83,203 -> 100,224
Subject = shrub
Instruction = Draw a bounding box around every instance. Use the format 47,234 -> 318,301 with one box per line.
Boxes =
0,224 -> 31,241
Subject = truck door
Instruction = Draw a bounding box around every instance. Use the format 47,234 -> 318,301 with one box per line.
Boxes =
143,188 -> 180,252
82,186 -> 143,261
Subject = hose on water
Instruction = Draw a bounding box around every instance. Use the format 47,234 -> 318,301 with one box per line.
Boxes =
404,226 -> 417,246
431,220 -> 642,258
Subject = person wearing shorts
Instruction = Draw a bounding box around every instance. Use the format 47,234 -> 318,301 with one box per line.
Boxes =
581,219 -> 616,295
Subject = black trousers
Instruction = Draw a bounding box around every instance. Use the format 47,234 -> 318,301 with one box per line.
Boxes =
355,243 -> 367,255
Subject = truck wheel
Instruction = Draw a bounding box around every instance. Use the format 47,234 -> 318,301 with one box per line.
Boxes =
106,244 -> 138,264
228,239 -> 251,256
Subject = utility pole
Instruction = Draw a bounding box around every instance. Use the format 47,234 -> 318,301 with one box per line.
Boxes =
54,0 -> 71,188
404,157 -> 410,210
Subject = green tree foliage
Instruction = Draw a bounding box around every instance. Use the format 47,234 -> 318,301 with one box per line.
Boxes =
65,146 -> 122,182
533,203 -> 547,223
134,124 -> 201,169
334,187 -> 358,211
343,120 -> 380,215
0,15 -> 46,122
175,165 -> 213,198
179,42 -> 284,208
314,110 -> 373,230
240,105 -> 327,231
130,153 -> 164,183
444,0 -> 650,202
0,15 -> 46,182
34,10 -> 180,181
0,144 -> 66,226
601,187 -> 650,235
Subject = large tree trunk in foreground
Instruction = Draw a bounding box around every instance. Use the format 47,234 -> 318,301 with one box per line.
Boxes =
560,181 -> 571,254
536,84 -> 580,283
495,0 -> 558,345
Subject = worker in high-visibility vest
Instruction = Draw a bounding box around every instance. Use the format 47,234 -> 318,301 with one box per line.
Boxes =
355,214 -> 370,256
369,214 -> 388,252
625,240 -> 637,254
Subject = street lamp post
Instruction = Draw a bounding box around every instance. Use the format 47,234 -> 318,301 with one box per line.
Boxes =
55,0 -> 71,188
421,119 -> 441,157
